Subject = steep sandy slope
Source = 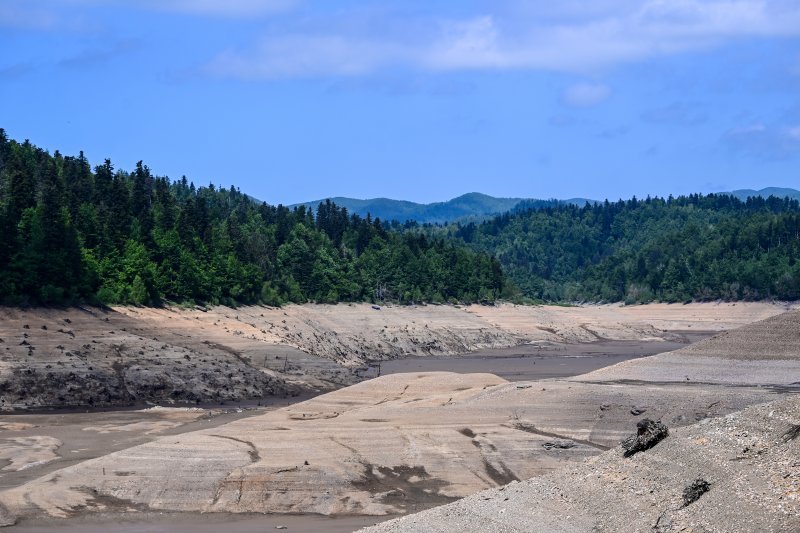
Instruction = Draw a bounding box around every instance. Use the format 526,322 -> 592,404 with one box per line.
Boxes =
0,307 -> 300,410
464,301 -> 792,340
362,395 -> 800,533
574,309 -> 800,386
115,304 -> 522,364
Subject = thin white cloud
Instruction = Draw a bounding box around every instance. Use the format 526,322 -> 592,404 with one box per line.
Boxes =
202,0 -> 800,79
0,0 -> 296,35
205,36 -> 410,79
724,123 -> 800,159
138,0 -> 298,18
424,17 -> 509,70
0,2 -> 62,30
562,83 -> 612,107
0,63 -> 34,79
7,0 -> 299,22
58,39 -> 139,68
641,102 -> 707,126
597,125 -> 630,139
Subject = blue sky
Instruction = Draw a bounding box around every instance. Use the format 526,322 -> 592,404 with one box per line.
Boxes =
1,0 -> 799,205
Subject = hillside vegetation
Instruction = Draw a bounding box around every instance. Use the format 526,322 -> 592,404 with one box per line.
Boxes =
0,131 -> 503,306
4,130 -> 799,307
454,194 -> 800,302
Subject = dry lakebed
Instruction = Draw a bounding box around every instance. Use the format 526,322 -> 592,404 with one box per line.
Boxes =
0,301 -> 797,532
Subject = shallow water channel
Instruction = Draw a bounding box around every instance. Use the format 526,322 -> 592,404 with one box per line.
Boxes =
376,333 -> 712,382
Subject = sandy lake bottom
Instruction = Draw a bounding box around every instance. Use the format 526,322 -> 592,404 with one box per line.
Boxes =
1,334 -> 716,533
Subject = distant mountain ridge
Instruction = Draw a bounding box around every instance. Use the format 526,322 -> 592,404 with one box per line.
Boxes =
726,187 -> 800,202
293,188 -> 800,224
292,192 -> 592,224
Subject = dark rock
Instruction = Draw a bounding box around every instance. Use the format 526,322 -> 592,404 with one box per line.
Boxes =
782,424 -> 800,442
542,440 -> 576,450
621,418 -> 669,457
682,478 -> 711,507
630,407 -> 646,416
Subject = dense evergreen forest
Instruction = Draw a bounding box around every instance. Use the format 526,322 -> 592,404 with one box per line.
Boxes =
3,130 -> 798,307
0,131 -> 504,306
453,194 -> 800,302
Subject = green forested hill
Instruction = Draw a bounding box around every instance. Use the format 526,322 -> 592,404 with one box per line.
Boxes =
0,131 -> 503,306
4,130 -> 797,307
453,194 -> 800,302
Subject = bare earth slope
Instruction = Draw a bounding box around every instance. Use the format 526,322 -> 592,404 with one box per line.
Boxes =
0,302 -> 789,410
362,309 -> 800,532
574,309 -> 800,386
2,305 -> 798,527
0,303 -> 797,529
362,395 -> 800,533
0,307 -> 296,410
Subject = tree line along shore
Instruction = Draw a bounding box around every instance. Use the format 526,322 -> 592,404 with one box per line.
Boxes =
2,129 -> 799,307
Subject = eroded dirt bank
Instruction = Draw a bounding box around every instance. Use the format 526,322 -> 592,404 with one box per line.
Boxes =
0,303 -> 797,531
0,302 -> 790,410
1,308 -> 798,529
575,309 -> 800,387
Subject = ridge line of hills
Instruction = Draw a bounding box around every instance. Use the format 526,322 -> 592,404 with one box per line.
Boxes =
290,192 -> 593,225
292,188 -> 800,224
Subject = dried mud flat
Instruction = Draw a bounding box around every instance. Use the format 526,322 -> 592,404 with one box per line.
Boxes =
1,372 -> 786,529
0,302 -> 797,531
0,405 -> 292,494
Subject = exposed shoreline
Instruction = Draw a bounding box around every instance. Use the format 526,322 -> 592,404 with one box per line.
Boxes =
1,303 -> 797,531
0,335 -> 709,417
0,337 -> 689,492
2,301 -> 789,411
